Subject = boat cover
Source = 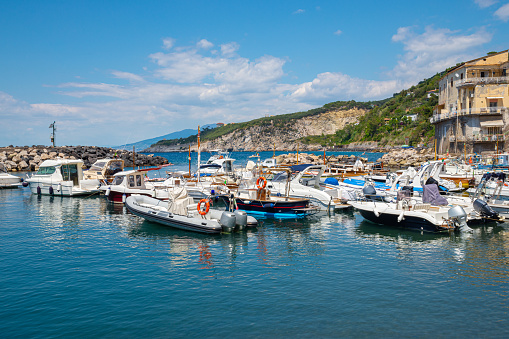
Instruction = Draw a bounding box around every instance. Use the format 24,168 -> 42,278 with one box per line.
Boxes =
422,184 -> 448,206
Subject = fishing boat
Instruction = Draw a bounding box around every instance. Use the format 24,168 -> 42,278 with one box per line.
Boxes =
217,168 -> 320,218
0,163 -> 23,188
125,188 -> 257,234
267,165 -> 354,211
25,159 -> 101,196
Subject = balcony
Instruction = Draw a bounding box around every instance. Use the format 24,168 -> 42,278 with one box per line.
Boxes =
456,76 -> 509,88
447,134 -> 505,143
430,107 -> 507,123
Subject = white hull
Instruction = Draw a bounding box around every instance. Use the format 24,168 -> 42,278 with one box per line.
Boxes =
27,180 -> 100,196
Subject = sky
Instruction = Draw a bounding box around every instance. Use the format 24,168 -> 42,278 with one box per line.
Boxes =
0,0 -> 508,147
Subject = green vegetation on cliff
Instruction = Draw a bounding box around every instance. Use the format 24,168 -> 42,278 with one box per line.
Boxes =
151,72 -> 441,148
301,73 -> 441,147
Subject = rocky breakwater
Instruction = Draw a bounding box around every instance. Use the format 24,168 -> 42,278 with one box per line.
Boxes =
378,148 -> 435,168
0,146 -> 168,172
274,153 -> 368,166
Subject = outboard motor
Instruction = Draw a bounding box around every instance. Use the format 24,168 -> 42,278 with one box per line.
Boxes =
233,210 -> 248,230
473,198 -> 502,222
219,211 -> 236,233
448,205 -> 472,232
362,185 -> 377,200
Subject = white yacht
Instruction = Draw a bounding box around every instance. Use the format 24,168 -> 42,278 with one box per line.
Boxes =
0,163 -> 23,188
25,159 -> 101,196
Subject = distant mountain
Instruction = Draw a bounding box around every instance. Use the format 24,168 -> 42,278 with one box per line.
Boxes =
113,125 -> 217,151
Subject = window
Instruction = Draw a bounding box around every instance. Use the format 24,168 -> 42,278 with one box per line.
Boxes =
503,69 -> 507,76
112,175 -> 125,185
36,166 -> 56,175
136,175 -> 142,186
128,175 -> 135,187
460,73 -> 464,80
450,78 -> 453,87
481,71 -> 486,78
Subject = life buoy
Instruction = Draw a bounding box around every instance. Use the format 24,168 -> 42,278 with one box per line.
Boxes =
256,176 -> 267,189
219,156 -> 223,159
197,199 -> 210,215
469,157 -> 472,164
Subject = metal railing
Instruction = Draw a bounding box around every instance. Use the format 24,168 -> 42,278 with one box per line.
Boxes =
447,134 -> 504,142
430,106 -> 507,123
456,76 -> 509,87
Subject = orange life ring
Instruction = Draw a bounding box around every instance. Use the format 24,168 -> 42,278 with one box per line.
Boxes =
219,156 -> 223,159
256,176 -> 267,189
197,199 -> 210,215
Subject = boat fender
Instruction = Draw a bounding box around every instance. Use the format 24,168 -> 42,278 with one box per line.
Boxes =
57,183 -> 62,192
105,187 -> 110,196
398,211 -> 405,222
373,208 -> 380,217
49,186 -> 54,195
233,210 -> 248,230
37,186 -> 41,195
264,203 -> 274,208
198,199 -> 210,216
22,181 -> 29,187
219,211 -> 236,232
122,193 -> 126,203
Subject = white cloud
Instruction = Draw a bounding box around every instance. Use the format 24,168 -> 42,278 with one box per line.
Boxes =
221,42 -> 239,56
334,30 -> 342,36
162,37 -> 176,50
293,9 -> 305,14
197,39 -> 214,49
494,3 -> 509,21
290,72 -> 401,103
390,26 -> 492,84
474,0 -> 498,8
112,71 -> 145,83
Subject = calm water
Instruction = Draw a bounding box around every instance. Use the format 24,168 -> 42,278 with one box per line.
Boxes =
1,152 -> 509,337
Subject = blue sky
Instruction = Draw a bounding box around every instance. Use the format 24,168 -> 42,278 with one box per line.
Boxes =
1,0 -> 508,147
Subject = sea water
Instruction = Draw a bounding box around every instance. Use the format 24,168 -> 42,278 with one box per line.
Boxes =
1,151 -> 509,337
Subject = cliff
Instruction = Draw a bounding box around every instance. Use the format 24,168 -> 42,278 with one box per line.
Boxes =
144,107 -> 368,152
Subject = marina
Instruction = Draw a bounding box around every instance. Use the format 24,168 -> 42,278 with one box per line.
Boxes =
1,151 -> 509,337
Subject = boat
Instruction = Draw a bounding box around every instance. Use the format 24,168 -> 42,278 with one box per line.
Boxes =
125,188 -> 257,234
217,168 -> 320,218
349,184 -> 474,233
102,169 -> 172,203
0,163 -> 23,188
266,165 -> 353,211
25,158 -> 101,196
83,158 -> 124,184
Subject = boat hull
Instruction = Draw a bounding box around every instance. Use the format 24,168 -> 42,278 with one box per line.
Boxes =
218,195 -> 315,218
27,181 -> 99,196
357,208 -> 450,233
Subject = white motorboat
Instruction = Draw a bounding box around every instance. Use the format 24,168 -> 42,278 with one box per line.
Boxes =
350,183 -> 475,233
125,188 -> 257,234
25,159 -> 101,196
102,169 -> 173,203
0,163 -> 23,188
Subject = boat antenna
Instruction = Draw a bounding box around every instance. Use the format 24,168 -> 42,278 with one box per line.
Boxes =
49,121 -> 56,147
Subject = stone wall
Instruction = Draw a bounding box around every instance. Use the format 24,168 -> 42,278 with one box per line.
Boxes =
0,146 -> 168,172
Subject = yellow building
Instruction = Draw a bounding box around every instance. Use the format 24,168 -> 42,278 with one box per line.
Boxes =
432,50 -> 509,154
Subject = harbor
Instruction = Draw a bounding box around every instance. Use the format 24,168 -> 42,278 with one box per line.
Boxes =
1,150 -> 509,337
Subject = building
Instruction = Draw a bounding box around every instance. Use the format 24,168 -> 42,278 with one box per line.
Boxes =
431,50 -> 509,154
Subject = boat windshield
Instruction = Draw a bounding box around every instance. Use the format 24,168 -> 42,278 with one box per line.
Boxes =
271,171 -> 288,182
36,166 -> 56,175
112,175 -> 125,185
89,161 -> 107,171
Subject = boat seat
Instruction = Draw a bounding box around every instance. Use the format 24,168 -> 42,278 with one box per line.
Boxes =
413,203 -> 431,211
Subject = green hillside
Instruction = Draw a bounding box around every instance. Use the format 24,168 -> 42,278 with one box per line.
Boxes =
152,72 -> 442,148
301,73 -> 441,147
